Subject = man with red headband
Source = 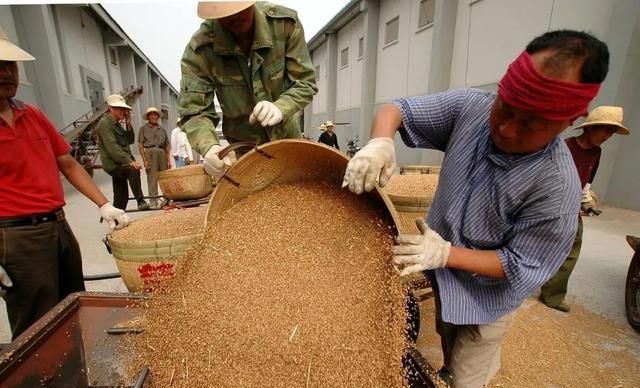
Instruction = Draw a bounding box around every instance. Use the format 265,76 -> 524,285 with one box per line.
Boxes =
342,30 -> 609,387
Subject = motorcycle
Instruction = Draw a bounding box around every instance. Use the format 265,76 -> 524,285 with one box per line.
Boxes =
625,235 -> 640,333
346,136 -> 361,158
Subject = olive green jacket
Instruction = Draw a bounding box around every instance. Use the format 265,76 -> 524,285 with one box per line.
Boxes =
178,1 -> 318,155
96,114 -> 135,173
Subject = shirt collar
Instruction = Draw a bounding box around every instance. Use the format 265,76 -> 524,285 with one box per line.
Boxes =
486,135 -> 557,170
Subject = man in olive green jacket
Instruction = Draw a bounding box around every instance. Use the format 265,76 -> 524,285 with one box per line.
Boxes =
97,95 -> 150,211
178,1 -> 318,179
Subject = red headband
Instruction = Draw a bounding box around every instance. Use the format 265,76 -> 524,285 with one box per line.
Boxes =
497,51 -> 601,121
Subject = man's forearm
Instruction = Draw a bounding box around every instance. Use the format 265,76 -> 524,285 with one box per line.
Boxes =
446,246 -> 507,279
57,155 -> 108,207
371,104 -> 402,139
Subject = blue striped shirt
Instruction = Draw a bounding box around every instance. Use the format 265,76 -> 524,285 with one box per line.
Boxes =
393,88 -> 580,324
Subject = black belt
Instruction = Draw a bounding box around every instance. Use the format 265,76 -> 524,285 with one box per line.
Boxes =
0,209 -> 65,228
144,145 -> 163,149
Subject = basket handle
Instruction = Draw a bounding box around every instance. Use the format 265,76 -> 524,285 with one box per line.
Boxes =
218,141 -> 258,159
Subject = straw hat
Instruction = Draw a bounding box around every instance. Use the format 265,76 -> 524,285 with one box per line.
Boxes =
106,94 -> 132,110
144,106 -> 161,120
574,106 -> 630,135
319,123 -> 326,131
197,1 -> 256,19
0,25 -> 34,61
324,120 -> 335,128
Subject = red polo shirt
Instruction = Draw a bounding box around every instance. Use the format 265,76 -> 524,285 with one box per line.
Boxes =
0,99 -> 70,217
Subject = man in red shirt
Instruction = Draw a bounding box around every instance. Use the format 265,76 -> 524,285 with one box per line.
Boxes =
0,26 -> 129,338
540,106 -> 630,312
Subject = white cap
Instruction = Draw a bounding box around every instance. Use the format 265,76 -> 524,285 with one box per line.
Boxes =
106,94 -> 132,110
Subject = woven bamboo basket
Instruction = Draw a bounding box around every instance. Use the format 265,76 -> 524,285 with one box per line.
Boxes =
400,165 -> 441,175
385,174 -> 439,235
108,233 -> 203,292
205,140 -> 400,232
158,165 -> 213,200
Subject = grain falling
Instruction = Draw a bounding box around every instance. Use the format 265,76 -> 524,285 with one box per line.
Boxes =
384,174 -> 439,198
124,181 -> 408,387
111,207 -> 207,242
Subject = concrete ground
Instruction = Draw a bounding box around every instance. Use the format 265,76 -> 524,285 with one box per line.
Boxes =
1,173 -> 639,344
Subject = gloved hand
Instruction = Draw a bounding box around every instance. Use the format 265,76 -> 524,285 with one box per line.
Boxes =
341,137 -> 396,194
249,101 -> 283,127
0,265 -> 13,297
204,145 -> 236,179
581,183 -> 593,203
100,202 -> 129,231
392,219 -> 451,276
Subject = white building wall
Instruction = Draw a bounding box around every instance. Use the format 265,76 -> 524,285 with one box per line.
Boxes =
311,42 -> 328,115
55,7 -> 110,99
106,46 -> 124,94
375,0 -> 412,103
406,0 -> 433,97
336,14 -> 364,111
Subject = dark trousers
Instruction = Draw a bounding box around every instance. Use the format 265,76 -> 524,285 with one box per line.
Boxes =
0,219 -> 85,339
540,216 -> 584,307
107,165 -> 144,210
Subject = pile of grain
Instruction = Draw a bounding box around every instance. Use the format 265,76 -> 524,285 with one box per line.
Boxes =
111,207 -> 207,241
124,181 -> 408,387
384,174 -> 439,198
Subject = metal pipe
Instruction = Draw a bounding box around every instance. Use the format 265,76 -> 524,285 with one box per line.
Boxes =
83,272 -> 121,281
132,366 -> 150,388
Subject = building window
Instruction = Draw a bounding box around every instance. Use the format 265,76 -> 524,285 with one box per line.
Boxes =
109,47 -> 119,67
315,65 -> 320,80
418,0 -> 435,29
340,47 -> 349,68
385,16 -> 400,46
358,37 -> 364,59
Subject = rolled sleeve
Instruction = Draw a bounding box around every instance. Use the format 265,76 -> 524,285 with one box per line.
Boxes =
497,213 -> 578,300
392,88 -> 469,151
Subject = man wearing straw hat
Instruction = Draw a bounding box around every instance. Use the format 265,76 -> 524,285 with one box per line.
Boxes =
0,26 -> 129,339
97,95 -> 150,211
540,106 -> 630,312
178,1 -> 317,179
318,120 -> 340,150
138,106 -> 171,209
343,30 -> 609,386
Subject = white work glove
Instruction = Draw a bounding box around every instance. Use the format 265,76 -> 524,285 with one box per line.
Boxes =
0,265 -> 13,296
341,137 -> 396,194
392,219 -> 451,276
581,183 -> 593,203
204,145 -> 235,179
249,101 -> 283,127
100,202 -> 129,231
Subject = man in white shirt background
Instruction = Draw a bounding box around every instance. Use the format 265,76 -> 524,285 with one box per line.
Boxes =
171,118 -> 193,167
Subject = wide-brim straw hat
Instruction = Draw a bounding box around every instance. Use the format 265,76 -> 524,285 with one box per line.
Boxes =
324,120 -> 335,128
144,106 -> 161,119
106,94 -> 132,110
197,1 -> 256,19
0,26 -> 34,61
573,106 -> 630,135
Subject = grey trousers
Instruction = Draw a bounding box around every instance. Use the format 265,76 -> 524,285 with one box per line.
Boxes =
144,148 -> 168,206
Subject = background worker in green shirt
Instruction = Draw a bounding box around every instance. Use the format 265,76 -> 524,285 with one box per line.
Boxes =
96,94 -> 150,211
178,1 -> 318,179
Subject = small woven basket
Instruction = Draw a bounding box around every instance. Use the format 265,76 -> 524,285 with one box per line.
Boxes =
158,165 -> 213,200
108,233 -> 203,292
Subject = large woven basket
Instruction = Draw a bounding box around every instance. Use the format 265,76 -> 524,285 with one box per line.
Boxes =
158,165 -> 213,200
205,140 -> 400,231
385,174 -> 439,235
108,233 -> 203,292
400,165 -> 441,175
